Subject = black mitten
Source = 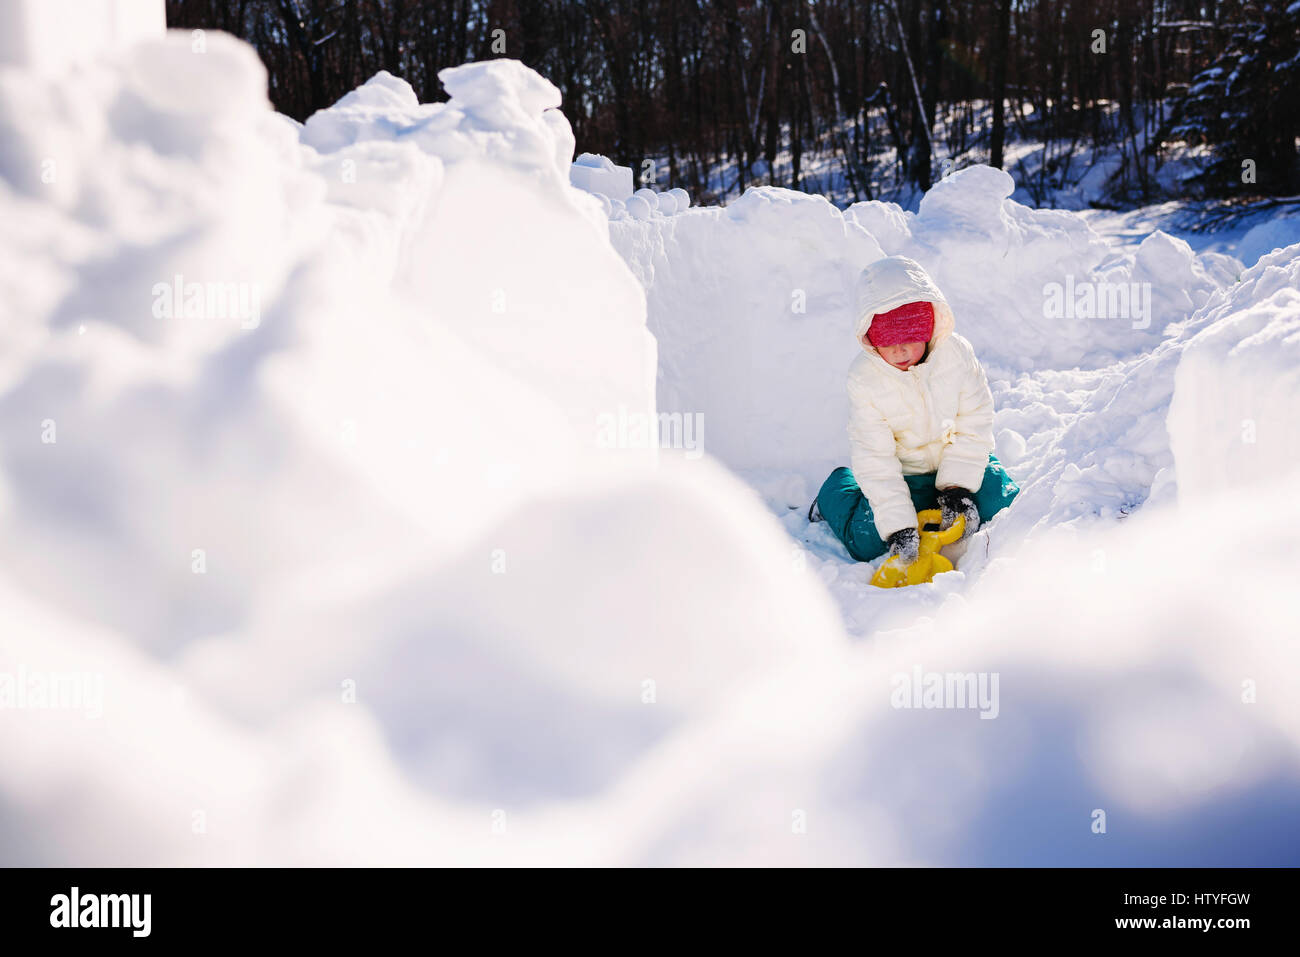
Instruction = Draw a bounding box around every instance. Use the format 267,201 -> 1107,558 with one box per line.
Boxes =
937,487 -> 980,535
885,527 -> 920,564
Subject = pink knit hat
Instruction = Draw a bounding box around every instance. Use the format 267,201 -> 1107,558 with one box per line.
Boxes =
866,301 -> 935,349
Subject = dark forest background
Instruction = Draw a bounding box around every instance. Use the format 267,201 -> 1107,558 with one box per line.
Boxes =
165,1 -> 1300,206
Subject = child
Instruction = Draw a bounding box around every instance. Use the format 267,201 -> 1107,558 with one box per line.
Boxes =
809,256 -> 1020,568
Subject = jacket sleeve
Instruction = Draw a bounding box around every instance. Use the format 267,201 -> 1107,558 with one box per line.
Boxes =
935,341 -> 996,493
847,372 -> 917,541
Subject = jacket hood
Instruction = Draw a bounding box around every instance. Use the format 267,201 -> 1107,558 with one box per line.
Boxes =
853,256 -> 956,359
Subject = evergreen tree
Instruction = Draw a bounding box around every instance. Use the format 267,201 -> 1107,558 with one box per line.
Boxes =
1170,1 -> 1300,196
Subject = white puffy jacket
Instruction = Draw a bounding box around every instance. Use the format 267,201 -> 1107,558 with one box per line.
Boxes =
846,256 -> 995,540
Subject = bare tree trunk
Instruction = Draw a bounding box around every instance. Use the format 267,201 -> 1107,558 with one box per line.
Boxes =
888,0 -> 935,190
989,0 -> 1011,168
808,1 -> 861,201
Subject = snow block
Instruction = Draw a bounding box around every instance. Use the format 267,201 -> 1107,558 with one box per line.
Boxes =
569,152 -> 633,200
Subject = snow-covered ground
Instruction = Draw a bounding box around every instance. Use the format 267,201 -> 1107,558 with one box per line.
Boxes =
2,33 -> 1299,865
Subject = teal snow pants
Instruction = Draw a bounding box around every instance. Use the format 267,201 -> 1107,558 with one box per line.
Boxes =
815,454 -> 1020,562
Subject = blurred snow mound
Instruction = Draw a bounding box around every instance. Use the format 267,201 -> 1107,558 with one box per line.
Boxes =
615,477 -> 1300,865
0,32 -> 846,864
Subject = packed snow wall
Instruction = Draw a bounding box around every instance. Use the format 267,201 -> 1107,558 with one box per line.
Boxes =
606,164 -> 1240,486
1168,244 -> 1300,500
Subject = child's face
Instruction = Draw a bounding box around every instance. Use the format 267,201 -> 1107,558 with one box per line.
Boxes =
873,340 -> 927,370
